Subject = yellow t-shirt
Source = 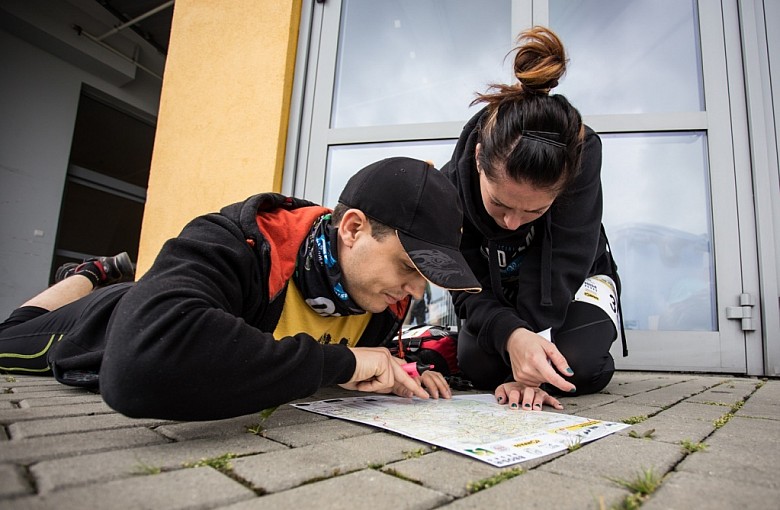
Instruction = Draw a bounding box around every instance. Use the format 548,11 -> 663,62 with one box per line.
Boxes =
273,281 -> 371,346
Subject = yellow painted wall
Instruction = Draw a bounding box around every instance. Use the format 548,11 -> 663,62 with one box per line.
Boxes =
137,0 -> 302,274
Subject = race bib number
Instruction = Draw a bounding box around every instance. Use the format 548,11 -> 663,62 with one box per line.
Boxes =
574,275 -> 620,334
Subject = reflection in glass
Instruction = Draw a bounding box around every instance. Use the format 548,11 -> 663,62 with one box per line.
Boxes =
601,133 -> 715,331
327,141 -> 458,325
549,0 -> 704,115
332,0 -> 511,128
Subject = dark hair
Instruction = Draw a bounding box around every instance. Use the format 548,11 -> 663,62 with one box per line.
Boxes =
331,203 -> 394,240
473,26 -> 584,194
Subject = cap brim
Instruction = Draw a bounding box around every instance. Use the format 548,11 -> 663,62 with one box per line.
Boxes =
397,232 -> 482,293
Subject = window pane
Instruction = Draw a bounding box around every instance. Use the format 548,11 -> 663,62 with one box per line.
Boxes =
70,95 -> 155,188
601,132 -> 715,331
326,141 -> 458,326
332,0 -> 511,128
54,181 -> 145,263
549,0 -> 704,115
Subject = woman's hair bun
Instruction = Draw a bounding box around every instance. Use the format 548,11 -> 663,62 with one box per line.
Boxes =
513,26 -> 567,94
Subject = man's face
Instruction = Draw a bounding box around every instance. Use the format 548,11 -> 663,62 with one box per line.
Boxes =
339,224 -> 428,314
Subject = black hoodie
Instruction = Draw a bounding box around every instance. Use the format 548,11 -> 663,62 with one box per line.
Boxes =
50,193 -> 407,421
442,108 -> 619,363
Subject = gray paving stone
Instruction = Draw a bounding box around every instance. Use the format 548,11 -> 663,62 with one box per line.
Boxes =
157,407 -> 328,442
747,380 -> 780,404
574,401 -> 660,423
7,413 -> 172,439
0,463 -> 31,497
555,392 -> 622,412
263,405 -> 333,428
222,469 -> 450,510
686,379 -> 759,406
262,418 -> 375,447
31,433 -> 286,492
439,469 -> 630,510
0,389 -> 89,402
378,450 -> 503,498
1,373 -> 775,509
642,471 -> 780,510
0,401 -> 14,410
617,410 -> 716,445
0,378 -> 62,389
0,402 -> 115,424
705,415 -> 780,445
623,378 -> 723,408
601,374 -> 699,396
738,400 -> 780,420
608,371 -> 663,385
651,401 -> 735,422
230,432 -> 429,494
539,434 -> 685,485
10,466 -> 254,510
675,416 -> 780,489
0,427 -> 166,463
15,394 -> 105,407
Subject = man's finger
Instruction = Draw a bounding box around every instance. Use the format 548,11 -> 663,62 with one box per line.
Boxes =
391,363 -> 429,399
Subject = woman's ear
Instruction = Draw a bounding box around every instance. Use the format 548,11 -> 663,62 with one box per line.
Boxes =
337,208 -> 370,248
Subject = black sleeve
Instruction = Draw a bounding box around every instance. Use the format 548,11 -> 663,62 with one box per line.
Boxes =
100,213 -> 355,421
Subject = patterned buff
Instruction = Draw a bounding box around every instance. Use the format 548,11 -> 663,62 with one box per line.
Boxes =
294,214 -> 365,317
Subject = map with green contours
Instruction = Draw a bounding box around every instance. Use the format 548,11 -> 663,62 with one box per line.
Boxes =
292,393 -> 628,467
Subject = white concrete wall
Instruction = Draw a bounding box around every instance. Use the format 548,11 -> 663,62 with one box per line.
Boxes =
0,0 -> 163,318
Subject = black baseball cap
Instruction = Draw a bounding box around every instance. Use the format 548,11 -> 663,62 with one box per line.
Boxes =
338,157 -> 481,293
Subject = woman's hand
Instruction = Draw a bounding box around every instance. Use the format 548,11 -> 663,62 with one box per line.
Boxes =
506,328 -> 576,393
495,381 -> 563,411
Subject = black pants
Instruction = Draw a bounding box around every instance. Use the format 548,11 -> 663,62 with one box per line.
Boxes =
457,300 -> 616,395
0,285 -> 121,375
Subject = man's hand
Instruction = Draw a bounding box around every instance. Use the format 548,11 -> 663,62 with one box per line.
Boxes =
506,328 -> 576,393
391,369 -> 451,399
339,347 -> 430,399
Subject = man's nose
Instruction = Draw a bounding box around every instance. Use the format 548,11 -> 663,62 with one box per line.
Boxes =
405,276 -> 427,300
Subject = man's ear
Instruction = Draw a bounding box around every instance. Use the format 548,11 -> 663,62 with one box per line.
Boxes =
337,208 -> 370,248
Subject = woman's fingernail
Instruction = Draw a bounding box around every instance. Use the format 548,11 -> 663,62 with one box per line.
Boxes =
569,388 -> 577,393
523,403 -> 531,408
565,367 -> 574,375
510,403 -> 518,409
534,403 -> 541,408
497,396 -> 504,403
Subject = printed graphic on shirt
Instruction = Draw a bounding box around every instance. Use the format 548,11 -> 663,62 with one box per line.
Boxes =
480,226 -> 535,280
274,281 -> 371,346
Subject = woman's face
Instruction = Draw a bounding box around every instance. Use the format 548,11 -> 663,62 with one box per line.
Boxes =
476,145 -> 558,231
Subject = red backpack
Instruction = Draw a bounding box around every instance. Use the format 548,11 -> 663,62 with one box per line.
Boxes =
391,325 -> 460,376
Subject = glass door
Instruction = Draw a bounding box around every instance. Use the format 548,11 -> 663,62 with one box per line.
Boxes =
289,0 -> 757,372
544,0 -> 753,372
